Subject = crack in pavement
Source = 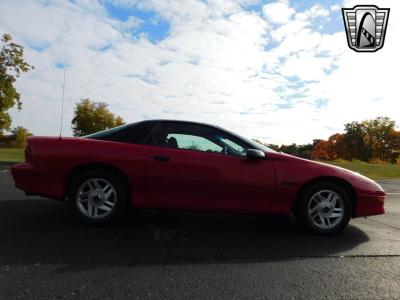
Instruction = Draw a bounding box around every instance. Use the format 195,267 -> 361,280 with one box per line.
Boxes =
364,217 -> 400,231
151,215 -> 168,266
118,254 -> 400,268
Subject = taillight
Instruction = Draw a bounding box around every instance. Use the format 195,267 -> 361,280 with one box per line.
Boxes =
25,145 -> 32,162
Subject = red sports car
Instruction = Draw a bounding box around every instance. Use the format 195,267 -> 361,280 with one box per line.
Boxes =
11,120 -> 385,234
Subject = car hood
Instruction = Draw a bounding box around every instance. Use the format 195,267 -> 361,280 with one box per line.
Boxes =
267,151 -> 385,195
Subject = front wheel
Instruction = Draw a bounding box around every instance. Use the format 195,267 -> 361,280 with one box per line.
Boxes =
68,170 -> 128,223
295,182 -> 352,234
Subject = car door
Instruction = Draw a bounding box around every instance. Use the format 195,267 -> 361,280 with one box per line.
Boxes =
145,122 -> 276,213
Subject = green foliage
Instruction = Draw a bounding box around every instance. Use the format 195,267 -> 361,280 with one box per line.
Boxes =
255,139 -> 313,158
262,142 -> 313,159
362,117 -> 399,162
71,99 -> 125,137
0,34 -> 34,134
185,143 -> 202,151
11,126 -> 32,148
343,121 -> 370,161
278,143 -> 313,158
265,143 -> 280,152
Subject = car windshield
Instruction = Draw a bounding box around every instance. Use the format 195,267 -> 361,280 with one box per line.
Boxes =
217,127 -> 276,153
248,139 -> 277,153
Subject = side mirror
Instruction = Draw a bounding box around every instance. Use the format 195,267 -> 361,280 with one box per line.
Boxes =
246,149 -> 265,159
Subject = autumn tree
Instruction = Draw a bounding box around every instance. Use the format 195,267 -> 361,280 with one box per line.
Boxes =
342,117 -> 399,162
0,34 -> 34,135
312,140 -> 331,160
71,99 -> 125,137
253,117 -> 399,163
312,134 -> 346,160
313,117 -> 399,163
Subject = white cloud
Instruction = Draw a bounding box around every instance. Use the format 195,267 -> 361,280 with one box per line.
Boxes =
262,0 -> 295,25
279,51 -> 332,81
296,4 -> 330,21
330,4 -> 341,12
0,0 -> 399,145
118,15 -> 143,31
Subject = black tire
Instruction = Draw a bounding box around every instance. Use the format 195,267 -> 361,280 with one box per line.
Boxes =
68,169 -> 129,223
294,182 -> 352,235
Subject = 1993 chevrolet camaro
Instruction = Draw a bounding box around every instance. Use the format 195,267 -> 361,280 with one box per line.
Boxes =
11,120 -> 385,234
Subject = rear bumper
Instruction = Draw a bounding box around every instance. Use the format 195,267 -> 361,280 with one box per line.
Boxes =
355,192 -> 385,217
11,162 -> 65,200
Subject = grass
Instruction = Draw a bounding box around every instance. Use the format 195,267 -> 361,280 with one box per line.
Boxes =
321,159 -> 400,179
0,147 -> 24,163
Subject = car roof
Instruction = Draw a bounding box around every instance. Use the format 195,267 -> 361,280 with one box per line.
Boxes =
138,119 -> 223,130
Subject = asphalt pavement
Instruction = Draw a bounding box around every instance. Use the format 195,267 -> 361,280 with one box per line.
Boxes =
0,164 -> 399,299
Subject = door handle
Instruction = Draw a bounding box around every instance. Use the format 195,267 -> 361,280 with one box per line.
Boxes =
152,155 -> 170,162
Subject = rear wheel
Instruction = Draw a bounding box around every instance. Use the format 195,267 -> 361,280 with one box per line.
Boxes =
295,182 -> 352,234
68,170 -> 128,223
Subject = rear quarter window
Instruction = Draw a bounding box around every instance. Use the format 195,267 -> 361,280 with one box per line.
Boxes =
85,122 -> 156,145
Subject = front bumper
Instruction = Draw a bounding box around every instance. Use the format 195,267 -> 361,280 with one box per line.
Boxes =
355,192 -> 385,217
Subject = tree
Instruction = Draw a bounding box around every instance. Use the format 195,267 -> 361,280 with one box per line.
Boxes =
0,33 -> 34,135
11,126 -> 32,148
343,121 -> 371,162
387,131 -> 400,164
312,117 -> 400,163
71,99 -> 125,137
362,117 -> 397,162
279,143 -> 298,156
254,139 -> 313,159
296,143 -> 313,159
266,144 -> 280,152
312,134 -> 345,160
342,117 -> 399,162
312,140 -> 331,160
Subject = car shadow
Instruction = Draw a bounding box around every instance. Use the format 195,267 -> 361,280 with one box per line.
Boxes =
0,199 -> 369,273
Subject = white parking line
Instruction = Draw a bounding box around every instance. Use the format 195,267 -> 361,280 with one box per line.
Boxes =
386,192 -> 400,195
0,170 -> 8,174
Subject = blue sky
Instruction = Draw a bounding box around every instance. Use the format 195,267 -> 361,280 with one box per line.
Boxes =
0,0 -> 398,144
103,0 -> 343,42
104,2 -> 171,42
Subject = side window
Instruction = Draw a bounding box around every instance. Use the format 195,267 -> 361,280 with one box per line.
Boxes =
167,133 -> 222,153
218,136 -> 247,156
151,122 -> 249,156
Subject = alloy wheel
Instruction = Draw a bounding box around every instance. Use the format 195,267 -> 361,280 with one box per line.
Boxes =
307,189 -> 345,230
76,178 -> 117,219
